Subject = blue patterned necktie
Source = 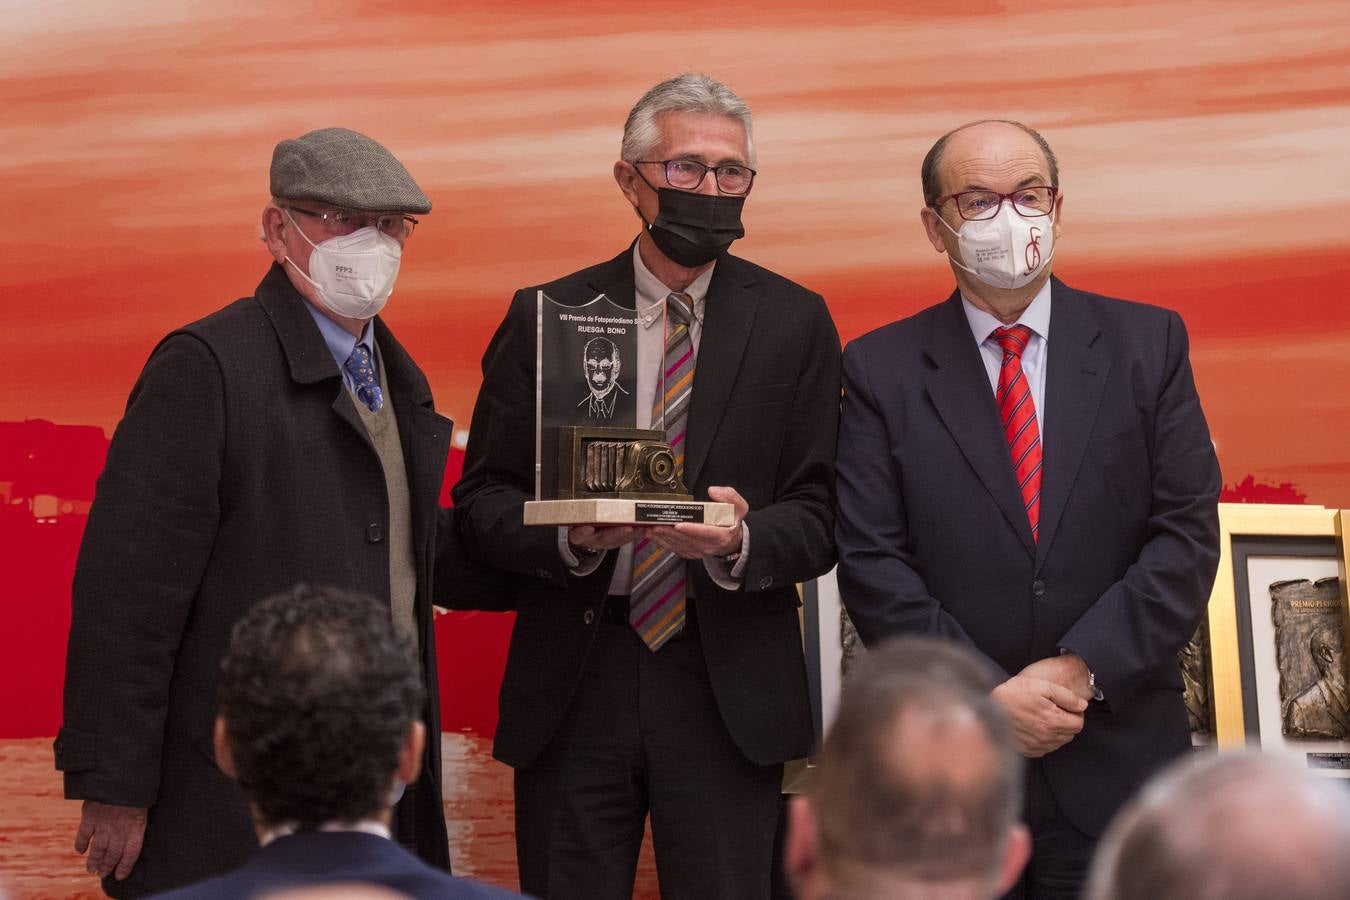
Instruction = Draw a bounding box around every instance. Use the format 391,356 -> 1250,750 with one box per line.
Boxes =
344,344 -> 383,413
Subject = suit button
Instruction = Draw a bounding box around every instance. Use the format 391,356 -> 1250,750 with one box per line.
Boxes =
54,738 -> 64,757
759,576 -> 773,590
536,567 -> 552,580
584,610 -> 595,625
367,524 -> 384,543
1032,580 -> 1046,597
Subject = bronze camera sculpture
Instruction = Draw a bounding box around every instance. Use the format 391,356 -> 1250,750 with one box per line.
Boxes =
547,426 -> 690,501
526,425 -> 731,525
523,291 -> 733,526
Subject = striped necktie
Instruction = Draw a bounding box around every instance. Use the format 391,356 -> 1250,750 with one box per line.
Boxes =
630,292 -> 694,650
992,325 -> 1041,542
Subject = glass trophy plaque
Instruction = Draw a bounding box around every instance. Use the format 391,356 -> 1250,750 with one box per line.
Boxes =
523,291 -> 734,526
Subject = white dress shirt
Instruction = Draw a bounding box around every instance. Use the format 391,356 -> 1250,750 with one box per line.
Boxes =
260,818 -> 391,847
960,278 -> 1052,435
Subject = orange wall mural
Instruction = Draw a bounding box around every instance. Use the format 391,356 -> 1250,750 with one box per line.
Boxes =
2,0 -> 1349,891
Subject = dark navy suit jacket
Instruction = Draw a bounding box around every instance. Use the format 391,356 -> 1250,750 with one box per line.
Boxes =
835,277 -> 1221,835
149,831 -> 525,900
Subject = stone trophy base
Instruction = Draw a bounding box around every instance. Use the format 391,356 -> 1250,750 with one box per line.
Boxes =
524,498 -> 736,526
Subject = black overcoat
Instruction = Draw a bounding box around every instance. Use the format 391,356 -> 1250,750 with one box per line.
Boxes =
56,264 -> 461,896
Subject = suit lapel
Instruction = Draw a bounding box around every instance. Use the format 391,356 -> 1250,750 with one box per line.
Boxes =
923,293 -> 1036,557
1036,278 -> 1108,568
254,263 -> 371,444
682,256 -> 757,488
589,248 -> 757,489
255,263 -> 343,385
586,247 -> 639,309
256,263 -> 455,544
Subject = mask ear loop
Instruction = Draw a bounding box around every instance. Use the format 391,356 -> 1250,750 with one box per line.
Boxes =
935,209 -> 981,280
282,207 -> 322,251
281,208 -> 325,291
628,165 -> 661,235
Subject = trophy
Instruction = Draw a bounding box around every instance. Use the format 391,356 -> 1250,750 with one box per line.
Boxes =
522,291 -> 734,526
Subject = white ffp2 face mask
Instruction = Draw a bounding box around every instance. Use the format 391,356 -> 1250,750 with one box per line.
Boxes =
941,202 -> 1055,291
284,211 -> 402,319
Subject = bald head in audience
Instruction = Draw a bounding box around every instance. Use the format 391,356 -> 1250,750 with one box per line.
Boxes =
786,637 -> 1029,899
1086,751 -> 1350,900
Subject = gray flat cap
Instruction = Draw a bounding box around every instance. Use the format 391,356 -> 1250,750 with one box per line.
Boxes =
270,127 -> 431,214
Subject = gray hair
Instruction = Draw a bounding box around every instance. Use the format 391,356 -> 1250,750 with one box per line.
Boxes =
1085,752 -> 1350,900
812,637 -> 1022,892
621,72 -> 756,167
921,119 -> 1059,207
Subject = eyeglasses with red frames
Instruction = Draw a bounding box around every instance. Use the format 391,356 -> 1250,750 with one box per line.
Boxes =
934,186 -> 1058,221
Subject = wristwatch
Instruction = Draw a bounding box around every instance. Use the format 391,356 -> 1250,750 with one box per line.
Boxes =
1061,647 -> 1103,701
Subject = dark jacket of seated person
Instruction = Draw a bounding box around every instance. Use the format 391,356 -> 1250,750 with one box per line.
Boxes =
148,584 -> 525,900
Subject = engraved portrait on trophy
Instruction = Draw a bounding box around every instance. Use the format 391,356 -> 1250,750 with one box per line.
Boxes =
526,291 -> 732,526
1179,620 -> 1214,735
1271,577 -> 1348,740
578,336 -> 628,419
537,292 -> 638,433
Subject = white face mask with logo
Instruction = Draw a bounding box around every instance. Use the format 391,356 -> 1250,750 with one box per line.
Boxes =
940,201 -> 1055,291
284,210 -> 402,319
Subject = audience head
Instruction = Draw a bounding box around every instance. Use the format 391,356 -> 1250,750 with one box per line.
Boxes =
214,584 -> 425,832
261,885 -> 411,900
787,637 -> 1029,900
1086,751 -> 1350,900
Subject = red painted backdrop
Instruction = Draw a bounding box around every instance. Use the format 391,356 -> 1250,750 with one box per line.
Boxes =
3,0 -> 1349,745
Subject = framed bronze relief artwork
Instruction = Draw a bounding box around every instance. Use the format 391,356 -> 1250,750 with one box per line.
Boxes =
1202,504 -> 1350,777
1180,615 -> 1216,745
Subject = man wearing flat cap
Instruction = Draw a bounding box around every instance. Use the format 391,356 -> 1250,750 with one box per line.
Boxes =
56,128 -> 466,897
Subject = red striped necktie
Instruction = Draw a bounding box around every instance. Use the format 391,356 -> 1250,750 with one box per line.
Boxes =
992,325 -> 1042,542
629,292 -> 695,650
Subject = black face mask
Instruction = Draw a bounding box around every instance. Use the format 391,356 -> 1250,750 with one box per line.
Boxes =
636,175 -> 747,267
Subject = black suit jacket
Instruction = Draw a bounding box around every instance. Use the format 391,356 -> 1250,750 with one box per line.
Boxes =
56,264 -> 465,895
835,277 -> 1221,835
148,831 -> 524,900
452,246 -> 841,769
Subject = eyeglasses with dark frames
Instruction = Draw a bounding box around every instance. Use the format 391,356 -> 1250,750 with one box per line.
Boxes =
933,186 -> 1058,221
635,159 -> 757,196
284,205 -> 419,240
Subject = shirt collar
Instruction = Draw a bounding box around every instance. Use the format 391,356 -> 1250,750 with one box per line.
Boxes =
632,242 -> 712,330
302,299 -> 375,371
259,818 -> 391,847
960,278 -> 1052,346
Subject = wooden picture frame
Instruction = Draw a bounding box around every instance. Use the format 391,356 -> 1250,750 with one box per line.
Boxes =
1205,504 -> 1350,775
